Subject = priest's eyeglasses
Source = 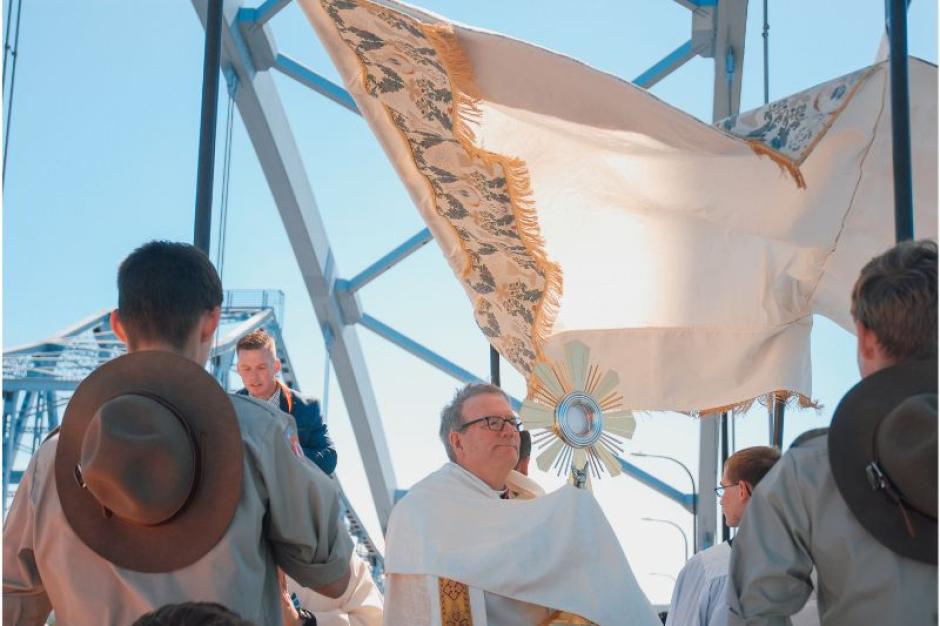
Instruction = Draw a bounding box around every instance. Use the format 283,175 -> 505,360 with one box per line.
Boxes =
459,416 -> 523,432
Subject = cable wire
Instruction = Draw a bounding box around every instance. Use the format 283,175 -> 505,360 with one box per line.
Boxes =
322,350 -> 331,422
215,90 -> 236,284
2,0 -> 24,181
762,0 -> 770,104
2,0 -> 15,85
211,77 -> 236,366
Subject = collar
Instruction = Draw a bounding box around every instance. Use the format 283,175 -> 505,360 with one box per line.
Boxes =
270,381 -> 293,413
264,385 -> 281,408
446,462 -> 509,499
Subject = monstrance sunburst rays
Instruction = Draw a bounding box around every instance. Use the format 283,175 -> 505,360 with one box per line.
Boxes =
519,341 -> 636,486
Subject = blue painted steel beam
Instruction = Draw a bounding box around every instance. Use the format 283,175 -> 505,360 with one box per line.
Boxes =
2,391 -> 20,513
633,39 -> 697,89
617,456 -> 696,512
2,311 -> 111,357
45,391 -> 59,433
673,0 -> 717,8
343,229 -> 432,294
0,379 -> 80,392
3,391 -> 33,508
273,54 -> 360,115
251,0 -> 291,26
358,313 -> 522,411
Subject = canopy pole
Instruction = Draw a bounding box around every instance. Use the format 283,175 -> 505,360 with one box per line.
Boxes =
720,411 -> 730,542
771,394 -> 785,448
489,346 -> 500,387
193,0 -> 223,253
762,0 -> 769,104
886,0 -> 914,242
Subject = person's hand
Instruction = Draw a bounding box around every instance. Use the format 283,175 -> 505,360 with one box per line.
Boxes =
278,569 -> 303,626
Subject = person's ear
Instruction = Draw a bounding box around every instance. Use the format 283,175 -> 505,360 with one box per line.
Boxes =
738,480 -> 752,502
855,320 -> 879,361
110,309 -> 128,345
449,431 -> 463,456
200,307 -> 222,342
274,358 -> 282,374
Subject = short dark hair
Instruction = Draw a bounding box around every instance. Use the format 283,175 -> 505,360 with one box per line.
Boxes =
518,429 -> 532,461
236,328 -> 276,356
131,602 -> 255,626
851,239 -> 937,361
724,445 -> 781,488
439,383 -> 510,462
117,241 -> 223,350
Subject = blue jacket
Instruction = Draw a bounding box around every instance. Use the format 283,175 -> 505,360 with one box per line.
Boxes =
237,382 -> 337,475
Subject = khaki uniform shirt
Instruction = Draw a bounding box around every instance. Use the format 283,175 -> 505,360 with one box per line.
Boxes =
3,394 -> 353,626
727,433 -> 937,625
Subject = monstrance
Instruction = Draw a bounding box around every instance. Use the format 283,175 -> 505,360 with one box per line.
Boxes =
519,341 -> 637,489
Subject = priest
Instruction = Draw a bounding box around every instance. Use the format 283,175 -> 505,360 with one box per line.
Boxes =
382,383 -> 660,626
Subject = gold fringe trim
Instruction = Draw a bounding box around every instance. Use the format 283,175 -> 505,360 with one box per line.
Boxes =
420,22 -> 563,365
746,141 -> 807,190
694,389 -> 819,419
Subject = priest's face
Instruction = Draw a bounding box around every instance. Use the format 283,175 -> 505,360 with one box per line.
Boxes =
452,392 -> 520,489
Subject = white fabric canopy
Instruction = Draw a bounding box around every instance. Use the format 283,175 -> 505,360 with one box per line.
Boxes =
301,0 -> 937,413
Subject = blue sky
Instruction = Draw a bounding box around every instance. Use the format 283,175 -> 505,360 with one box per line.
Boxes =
3,0 -> 937,604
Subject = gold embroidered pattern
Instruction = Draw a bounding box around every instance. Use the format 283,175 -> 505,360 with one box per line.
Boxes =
318,0 -> 562,378
438,577 -> 473,626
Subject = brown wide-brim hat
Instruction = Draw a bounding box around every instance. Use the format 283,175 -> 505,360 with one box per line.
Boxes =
55,351 -> 243,573
829,359 -> 937,564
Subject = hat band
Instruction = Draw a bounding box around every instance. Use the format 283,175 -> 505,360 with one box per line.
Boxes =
865,460 -> 933,539
869,411 -> 937,524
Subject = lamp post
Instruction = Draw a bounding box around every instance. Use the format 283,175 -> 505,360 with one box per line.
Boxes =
642,516 -> 689,562
632,452 -> 698,552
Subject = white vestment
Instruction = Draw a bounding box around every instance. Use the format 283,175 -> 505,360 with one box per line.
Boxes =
383,462 -> 660,626
288,554 -> 383,626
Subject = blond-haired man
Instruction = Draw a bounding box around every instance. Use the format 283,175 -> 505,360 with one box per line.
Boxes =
236,329 -> 336,474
